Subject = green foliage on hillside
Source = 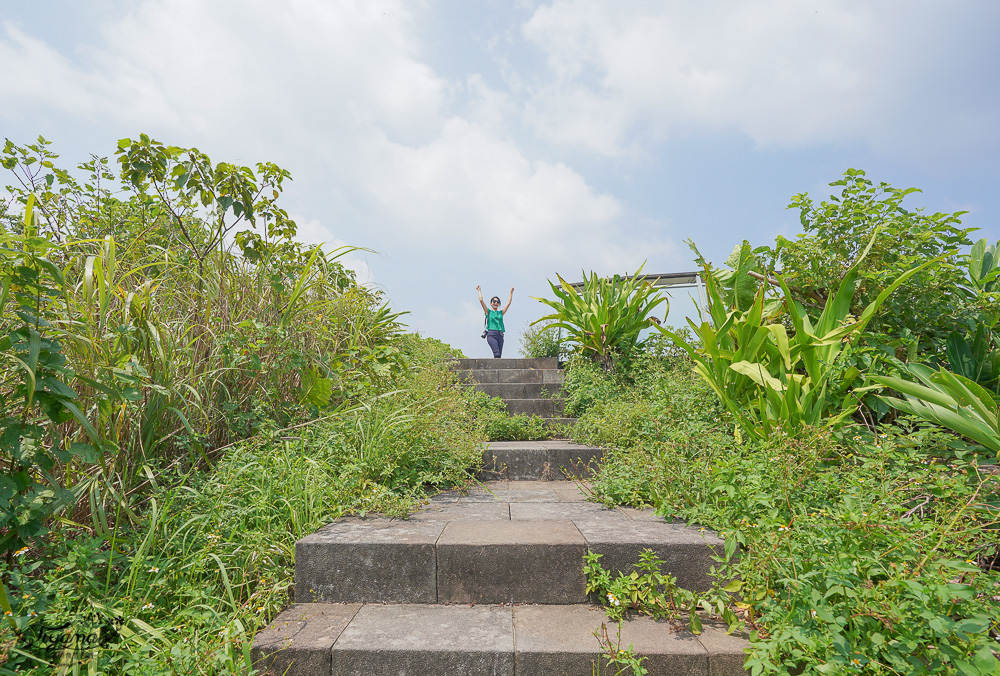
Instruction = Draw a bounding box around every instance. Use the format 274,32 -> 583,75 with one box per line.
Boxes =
0,138 -> 484,674
558,171 -> 1000,674
568,353 -> 1000,675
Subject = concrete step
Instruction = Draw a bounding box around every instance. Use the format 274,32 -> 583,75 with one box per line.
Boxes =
295,481 -> 725,605
504,398 -> 565,417
456,368 -> 565,385
252,602 -> 747,676
481,440 -> 602,480
452,357 -> 559,370
473,382 -> 562,399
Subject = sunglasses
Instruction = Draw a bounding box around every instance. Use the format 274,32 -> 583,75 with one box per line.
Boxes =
491,300 -> 500,304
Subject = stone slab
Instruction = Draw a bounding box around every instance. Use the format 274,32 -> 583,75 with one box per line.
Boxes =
483,441 -> 602,480
542,369 -> 566,385
575,520 -> 723,593
452,357 -> 558,370
295,518 -> 444,603
513,604 -> 709,676
498,368 -> 544,383
698,622 -> 751,676
617,506 -> 667,521
408,501 -> 510,521
474,382 -> 554,399
332,604 -> 515,675
551,482 -> 592,502
510,501 -> 632,522
504,398 -> 565,417
459,486 -> 561,502
456,368 -> 497,383
251,603 -> 361,676
437,520 -> 587,603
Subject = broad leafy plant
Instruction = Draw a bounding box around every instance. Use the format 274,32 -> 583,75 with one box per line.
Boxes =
661,235 -> 933,439
532,262 -> 668,370
870,364 -> 1000,457
945,326 -> 1000,394
966,237 -> 1000,295
945,237 -> 1000,394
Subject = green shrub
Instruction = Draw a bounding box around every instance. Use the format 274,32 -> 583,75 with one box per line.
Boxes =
563,355 -> 624,417
518,322 -> 563,359
0,138 -> 471,674
568,350 -> 1000,674
772,169 -> 976,360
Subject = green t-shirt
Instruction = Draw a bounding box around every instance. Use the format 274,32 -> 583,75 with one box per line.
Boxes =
486,309 -> 505,332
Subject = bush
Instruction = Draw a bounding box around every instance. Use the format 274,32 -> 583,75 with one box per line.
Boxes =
463,387 -> 555,441
578,358 -> 1000,674
518,322 -> 563,359
772,169 -> 976,361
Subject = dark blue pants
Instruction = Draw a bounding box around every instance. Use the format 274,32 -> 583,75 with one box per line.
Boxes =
486,330 -> 504,358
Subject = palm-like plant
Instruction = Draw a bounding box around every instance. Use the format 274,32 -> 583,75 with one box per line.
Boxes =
532,262 -> 668,369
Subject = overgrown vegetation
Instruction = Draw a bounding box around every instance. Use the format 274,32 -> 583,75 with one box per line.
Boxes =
532,262 -> 668,370
518,321 -> 564,359
553,171 -> 1000,674
464,387 -> 556,441
0,138 -> 485,674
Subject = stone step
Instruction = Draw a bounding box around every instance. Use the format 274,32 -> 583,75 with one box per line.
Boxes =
252,602 -> 747,676
452,357 -> 559,370
504,398 -> 565,417
473,382 -> 562,399
295,481 -> 725,605
455,368 -> 565,385
481,440 -> 602,480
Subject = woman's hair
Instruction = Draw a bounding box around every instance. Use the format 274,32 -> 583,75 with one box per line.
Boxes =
490,296 -> 501,304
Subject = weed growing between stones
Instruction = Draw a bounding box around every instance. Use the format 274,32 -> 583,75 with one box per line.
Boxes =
592,622 -> 649,676
585,549 -> 741,635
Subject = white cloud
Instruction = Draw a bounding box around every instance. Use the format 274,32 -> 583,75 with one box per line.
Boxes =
0,0 -> 650,272
353,112 -> 644,272
518,0 -> 998,159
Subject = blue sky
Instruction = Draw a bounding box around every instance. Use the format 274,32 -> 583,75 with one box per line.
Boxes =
2,0 -> 998,357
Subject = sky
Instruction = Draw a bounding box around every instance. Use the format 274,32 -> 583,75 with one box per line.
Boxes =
2,0 -> 998,358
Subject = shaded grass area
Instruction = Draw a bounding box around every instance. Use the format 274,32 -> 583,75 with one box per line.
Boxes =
566,355 -> 1000,675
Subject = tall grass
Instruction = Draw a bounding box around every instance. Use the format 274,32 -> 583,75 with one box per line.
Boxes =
0,139 -> 482,674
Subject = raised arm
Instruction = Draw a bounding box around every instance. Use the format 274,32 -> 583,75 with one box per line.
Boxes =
476,285 -> 489,313
502,287 -> 514,314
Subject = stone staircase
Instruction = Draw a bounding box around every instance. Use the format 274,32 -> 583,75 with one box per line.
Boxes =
251,442 -> 749,675
451,357 -> 576,429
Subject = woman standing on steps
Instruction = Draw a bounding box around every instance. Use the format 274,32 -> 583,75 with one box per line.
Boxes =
477,285 -> 513,358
